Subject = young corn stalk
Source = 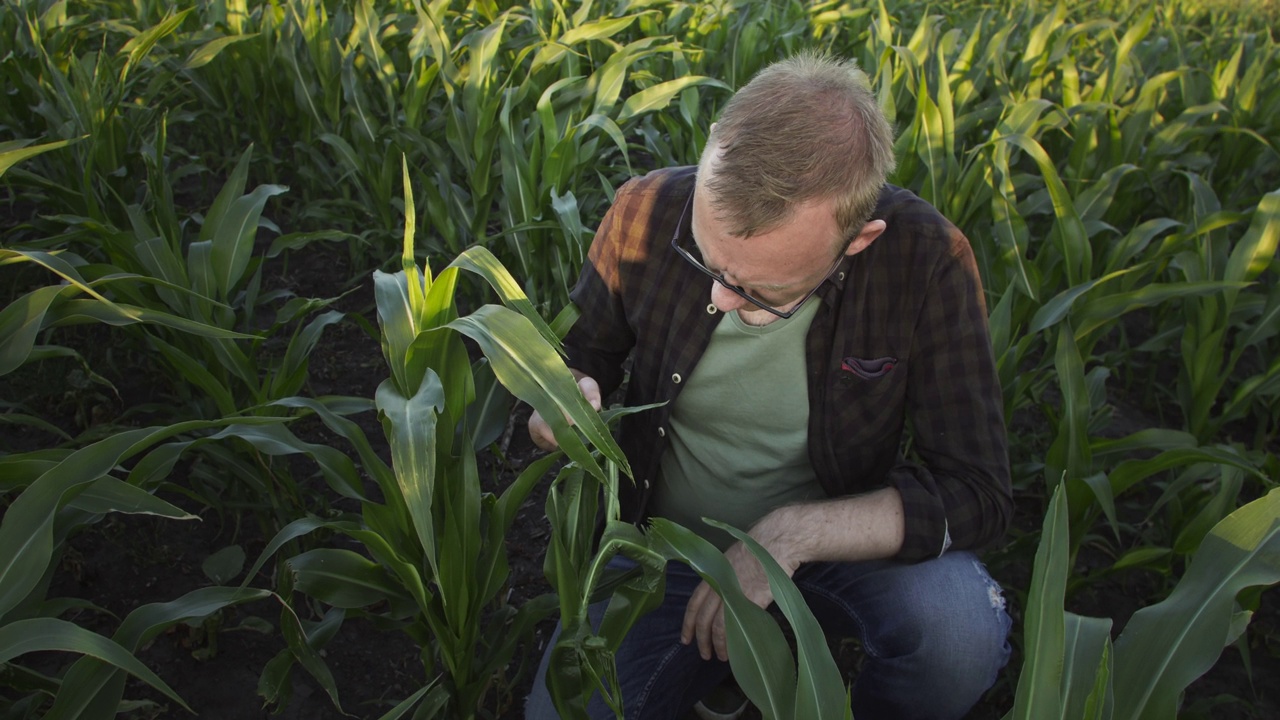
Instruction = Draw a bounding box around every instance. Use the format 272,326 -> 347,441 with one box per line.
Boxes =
541,454 -> 857,720
243,158 -> 631,718
4,136 -> 356,530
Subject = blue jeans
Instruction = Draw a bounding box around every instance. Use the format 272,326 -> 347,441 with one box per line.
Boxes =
526,551 -> 1011,720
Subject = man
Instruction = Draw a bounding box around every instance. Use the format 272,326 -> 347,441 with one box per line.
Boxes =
526,53 -> 1012,720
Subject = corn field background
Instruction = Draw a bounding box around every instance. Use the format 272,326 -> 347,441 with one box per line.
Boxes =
2,0 -> 1279,718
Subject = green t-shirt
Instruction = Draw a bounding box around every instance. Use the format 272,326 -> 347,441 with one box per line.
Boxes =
650,300 -> 824,550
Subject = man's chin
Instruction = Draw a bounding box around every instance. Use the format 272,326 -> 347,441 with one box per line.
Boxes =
736,307 -> 784,327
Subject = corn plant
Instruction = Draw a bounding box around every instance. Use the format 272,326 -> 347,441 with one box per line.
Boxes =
1008,481 -> 1280,720
538,455 -> 666,718
237,160 -> 633,718
496,36 -> 730,309
0,1 -> 209,226
76,141 -> 346,421
3,138 -> 352,530
1,135 -> 252,440
539,456 -> 858,720
0,418 -> 299,718
1169,190 -> 1280,445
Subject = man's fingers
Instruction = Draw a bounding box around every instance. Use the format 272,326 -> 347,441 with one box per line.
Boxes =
526,374 -> 602,451
528,410 -> 558,451
681,581 -> 710,645
578,376 -> 602,411
682,581 -> 733,662
713,613 -> 728,661
695,590 -> 722,661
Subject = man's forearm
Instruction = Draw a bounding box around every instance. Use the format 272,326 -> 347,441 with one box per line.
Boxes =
751,487 -> 906,567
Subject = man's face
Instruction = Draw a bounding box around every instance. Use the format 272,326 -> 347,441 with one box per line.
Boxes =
689,179 -> 846,326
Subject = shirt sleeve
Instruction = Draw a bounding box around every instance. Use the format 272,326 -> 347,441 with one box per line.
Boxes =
561,179 -> 641,398
890,233 -> 1012,562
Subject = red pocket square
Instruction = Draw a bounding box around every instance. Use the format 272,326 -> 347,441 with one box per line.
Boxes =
841,356 -> 898,379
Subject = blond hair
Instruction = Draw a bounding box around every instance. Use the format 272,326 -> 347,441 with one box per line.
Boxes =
698,52 -> 897,242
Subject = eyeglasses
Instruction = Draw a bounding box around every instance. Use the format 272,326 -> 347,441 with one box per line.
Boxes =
669,191 -> 844,319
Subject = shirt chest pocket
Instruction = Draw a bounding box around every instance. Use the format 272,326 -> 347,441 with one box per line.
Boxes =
838,356 -> 904,395
829,357 -> 907,444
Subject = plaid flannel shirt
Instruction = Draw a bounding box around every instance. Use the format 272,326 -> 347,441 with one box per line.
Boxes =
563,166 -> 1012,562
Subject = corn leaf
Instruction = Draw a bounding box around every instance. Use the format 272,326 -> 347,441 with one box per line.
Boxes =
1112,489 -> 1280,720
1064,609 -> 1116,717
376,370 -> 446,580
63,478 -> 197,519
712,520 -> 848,719
373,680 -> 437,720
447,245 -> 562,351
617,76 -> 731,124
1000,133 -> 1091,284
208,182 -> 288,300
1062,613 -> 1114,720
373,268 -> 430,396
285,549 -> 413,609
1224,190 -> 1280,287
182,33 -> 259,70
447,305 -> 625,480
648,518 -> 797,719
465,358 -> 514,450
43,297 -> 255,338
1073,281 -> 1247,337
45,587 -> 272,720
277,596 -> 345,710
1106,446 -> 1268,500
147,335 -> 237,415
1028,268 -> 1136,334
0,421 -> 244,619
269,396 -> 396,496
241,516 -> 333,591
198,146 -> 252,244
271,309 -> 346,398
532,15 -> 638,72
1045,325 -> 1090,497
119,7 -> 192,83
134,235 -> 191,314
1011,483 -> 1068,720
0,618 -> 191,713
0,137 -> 85,177
0,285 -> 66,376
591,522 -> 667,646
206,423 -> 367,501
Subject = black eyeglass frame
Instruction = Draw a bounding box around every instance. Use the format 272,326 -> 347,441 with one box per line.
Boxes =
668,190 -> 845,319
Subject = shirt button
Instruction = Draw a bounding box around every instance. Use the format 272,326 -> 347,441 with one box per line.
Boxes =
657,426 -> 666,437
838,271 -> 846,281
643,478 -> 651,489
672,373 -> 682,384
706,304 -> 717,314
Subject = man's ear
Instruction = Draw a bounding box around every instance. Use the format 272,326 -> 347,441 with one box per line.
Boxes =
845,219 -> 887,256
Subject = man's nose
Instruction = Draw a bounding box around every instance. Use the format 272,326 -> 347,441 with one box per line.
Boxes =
710,281 -> 748,313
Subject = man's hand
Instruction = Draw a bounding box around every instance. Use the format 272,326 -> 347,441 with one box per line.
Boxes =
527,372 -> 601,451
680,512 -> 802,662
677,488 -> 906,662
